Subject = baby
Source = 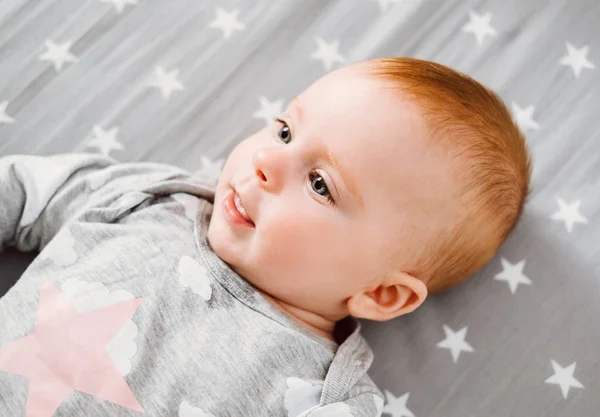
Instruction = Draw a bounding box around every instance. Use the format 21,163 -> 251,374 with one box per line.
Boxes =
0,57 -> 531,417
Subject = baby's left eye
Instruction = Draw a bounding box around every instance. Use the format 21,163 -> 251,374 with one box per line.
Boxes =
308,170 -> 334,205
273,118 -> 292,144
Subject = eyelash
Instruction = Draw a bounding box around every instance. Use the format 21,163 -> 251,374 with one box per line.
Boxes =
272,117 -> 335,205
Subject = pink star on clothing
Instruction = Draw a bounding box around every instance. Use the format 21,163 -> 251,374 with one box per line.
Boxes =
0,281 -> 145,417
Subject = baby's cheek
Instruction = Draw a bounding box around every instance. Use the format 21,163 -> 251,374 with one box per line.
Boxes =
271,215 -> 304,244
258,217 -> 308,264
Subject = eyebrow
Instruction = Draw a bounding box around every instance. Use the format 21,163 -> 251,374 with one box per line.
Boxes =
290,97 -> 363,207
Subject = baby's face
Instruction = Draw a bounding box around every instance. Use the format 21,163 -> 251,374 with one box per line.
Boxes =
207,64 -> 456,321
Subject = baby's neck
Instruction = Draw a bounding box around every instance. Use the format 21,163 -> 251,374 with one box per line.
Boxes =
255,289 -> 337,343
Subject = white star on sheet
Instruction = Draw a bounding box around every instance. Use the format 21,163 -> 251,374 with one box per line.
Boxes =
149,66 -> 184,99
461,11 -> 497,46
544,360 -> 584,399
310,37 -> 347,72
494,258 -> 532,294
191,156 -> 225,185
253,96 -> 285,126
437,325 -> 474,363
511,102 -> 540,132
560,43 -> 595,78
100,0 -> 137,13
550,197 -> 588,233
208,7 -> 246,39
0,101 -> 15,125
39,40 -> 78,71
374,0 -> 404,13
381,390 -> 415,417
84,126 -> 124,156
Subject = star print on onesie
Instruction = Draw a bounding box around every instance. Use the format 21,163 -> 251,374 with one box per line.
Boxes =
0,281 -> 145,417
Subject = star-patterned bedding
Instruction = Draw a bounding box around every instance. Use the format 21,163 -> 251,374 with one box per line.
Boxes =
0,0 -> 598,416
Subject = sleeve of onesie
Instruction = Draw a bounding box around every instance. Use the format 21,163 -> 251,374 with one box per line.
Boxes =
303,390 -> 385,417
0,153 -> 120,253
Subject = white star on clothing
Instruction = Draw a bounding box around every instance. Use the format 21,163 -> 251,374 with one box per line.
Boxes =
381,390 -> 414,417
252,96 -> 285,126
511,102 -> 540,132
84,126 -> 124,156
208,7 -> 246,39
550,198 -> 588,233
39,40 -> 78,71
100,0 -> 137,13
191,156 -> 225,185
0,101 -> 15,125
544,360 -> 584,399
310,37 -> 347,72
437,325 -> 474,363
148,66 -> 184,99
461,11 -> 497,46
494,258 -> 532,294
560,43 -> 595,78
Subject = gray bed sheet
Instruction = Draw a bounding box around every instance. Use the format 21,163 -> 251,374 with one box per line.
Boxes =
1,0 -> 599,416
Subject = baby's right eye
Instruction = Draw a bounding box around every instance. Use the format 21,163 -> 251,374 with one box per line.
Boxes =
272,117 -> 292,144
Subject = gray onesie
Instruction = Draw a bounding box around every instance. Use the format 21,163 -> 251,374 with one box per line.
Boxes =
0,153 -> 384,417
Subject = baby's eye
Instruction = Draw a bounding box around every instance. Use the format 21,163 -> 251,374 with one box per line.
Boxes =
308,170 -> 335,205
273,117 -> 292,144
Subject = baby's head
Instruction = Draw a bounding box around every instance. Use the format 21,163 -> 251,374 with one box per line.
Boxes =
207,57 -> 531,331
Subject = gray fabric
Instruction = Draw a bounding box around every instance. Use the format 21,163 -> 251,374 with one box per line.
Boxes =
0,0 -> 599,416
0,153 -> 383,416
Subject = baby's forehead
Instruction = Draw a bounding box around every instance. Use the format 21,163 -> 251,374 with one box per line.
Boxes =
352,124 -> 456,202
299,67 -> 454,190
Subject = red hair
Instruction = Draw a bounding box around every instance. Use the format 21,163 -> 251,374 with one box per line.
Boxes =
360,57 -> 532,293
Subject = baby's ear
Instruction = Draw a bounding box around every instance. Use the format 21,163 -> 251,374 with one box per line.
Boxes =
346,272 -> 428,321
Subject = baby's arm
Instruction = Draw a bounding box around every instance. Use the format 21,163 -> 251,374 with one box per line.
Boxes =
0,153 -> 116,253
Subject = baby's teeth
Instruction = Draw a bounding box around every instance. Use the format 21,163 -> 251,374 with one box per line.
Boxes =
234,194 -> 247,216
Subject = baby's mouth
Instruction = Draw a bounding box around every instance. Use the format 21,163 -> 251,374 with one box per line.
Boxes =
223,186 -> 255,228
